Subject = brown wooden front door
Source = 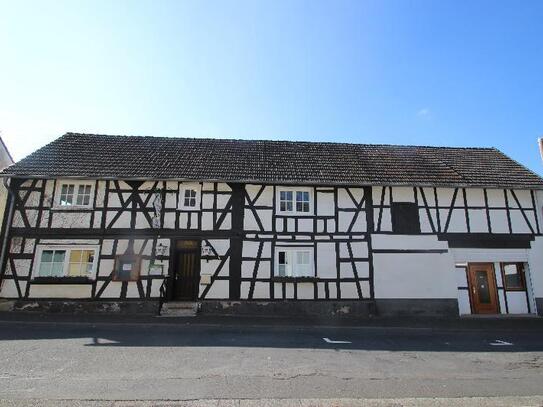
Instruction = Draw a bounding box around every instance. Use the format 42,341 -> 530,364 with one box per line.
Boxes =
468,262 -> 499,314
172,240 -> 201,301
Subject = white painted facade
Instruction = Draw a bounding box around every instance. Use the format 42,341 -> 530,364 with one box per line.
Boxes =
1,177 -> 542,316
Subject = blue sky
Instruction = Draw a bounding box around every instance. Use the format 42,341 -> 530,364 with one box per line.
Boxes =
1,0 -> 542,174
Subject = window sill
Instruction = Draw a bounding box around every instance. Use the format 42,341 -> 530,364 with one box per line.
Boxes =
51,205 -> 93,211
31,277 -> 95,285
272,277 -> 318,283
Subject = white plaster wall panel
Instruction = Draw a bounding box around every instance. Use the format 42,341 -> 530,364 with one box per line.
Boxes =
245,282 -> 267,298
298,218 -> 313,233
458,290 -> 471,315
378,208 -> 392,231
418,209 -> 432,233
524,211 -> 537,232
179,213 -> 189,229
243,241 -> 260,257
507,292 -> 529,314
204,280 -> 230,300
106,211 -> 131,228
372,186 -> 384,204
93,212 -> 102,228
98,259 -> 115,276
244,210 -> 257,230
134,239 -> 152,256
201,193 -> 214,209
201,212 -> 213,230
371,234 -> 448,250
40,211 -> 50,228
201,182 -> 214,192
258,209 -> 273,230
360,281 -> 371,298
274,283 -> 282,297
316,219 -> 325,233
0,281 -> 20,298
317,192 -> 335,216
21,180 -> 33,188
316,242 -> 336,278
29,285 -> 92,298
328,282 -> 338,299
200,259 -> 220,276
218,213 -> 231,230
11,212 -> 24,228
494,263 -> 503,287
240,282 -> 251,299
23,239 -> 36,254
163,212 -> 175,229
26,191 -> 41,207
326,219 -> 336,233
94,181 -> 106,207
13,259 -> 31,277
43,180 -> 55,207
117,181 -> 131,189
512,189 -> 532,207
9,237 -> 23,254
107,193 -> 122,208
436,188 -> 456,207
355,262 -> 370,278
340,283 -> 359,299
102,239 -> 113,256
216,194 -> 231,209
338,212 -> 352,233
207,239 -> 230,255
165,191 -> 177,209
135,213 -> 151,229
420,188 -> 436,206
125,284 -> 141,298
99,282 -> 123,298
318,282 -> 326,298
447,209 -> 468,233
465,189 -> 485,206
339,262 -> 355,279
346,214 -> 366,233
297,284 -> 314,299
486,189 -> 506,207
510,211 -> 532,234
275,218 -> 283,232
258,186 -> 274,206
392,187 -> 415,203
257,261 -> 271,279
455,267 -> 468,287
451,248 -> 529,263
374,252 -> 457,298
217,183 -> 231,192
337,189 -> 356,209
468,209 -> 489,233
489,210 -> 510,233
241,261 -> 256,278
51,212 -> 92,229
115,240 -> 129,255
285,284 -> 295,299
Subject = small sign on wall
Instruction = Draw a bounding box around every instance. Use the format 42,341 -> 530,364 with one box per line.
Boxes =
149,263 -> 164,276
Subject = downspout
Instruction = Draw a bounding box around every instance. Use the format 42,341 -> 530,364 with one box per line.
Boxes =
0,177 -> 16,284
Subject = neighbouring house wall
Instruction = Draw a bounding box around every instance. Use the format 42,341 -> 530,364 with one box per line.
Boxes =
0,179 -> 541,316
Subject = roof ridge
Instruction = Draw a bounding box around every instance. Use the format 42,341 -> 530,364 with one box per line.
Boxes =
62,132 -> 497,151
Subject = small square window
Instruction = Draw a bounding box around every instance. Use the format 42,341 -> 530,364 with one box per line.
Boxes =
280,191 -> 293,212
60,184 -> 75,206
113,254 -> 142,281
296,191 -> 310,212
391,202 -> 421,234
278,189 -> 311,214
501,263 -> 525,290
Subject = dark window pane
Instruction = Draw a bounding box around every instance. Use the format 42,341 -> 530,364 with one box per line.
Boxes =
476,271 -> 491,303
391,202 -> 420,234
503,263 -> 524,290
278,251 -> 286,265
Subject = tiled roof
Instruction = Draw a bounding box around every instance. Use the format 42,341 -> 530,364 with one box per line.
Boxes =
2,132 -> 542,189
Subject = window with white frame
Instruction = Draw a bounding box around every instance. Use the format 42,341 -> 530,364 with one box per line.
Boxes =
277,188 -> 312,214
35,246 -> 99,279
276,248 -> 314,278
57,181 -> 94,207
179,184 -> 201,210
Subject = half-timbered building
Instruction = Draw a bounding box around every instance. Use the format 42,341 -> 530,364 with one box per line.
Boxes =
0,133 -> 542,316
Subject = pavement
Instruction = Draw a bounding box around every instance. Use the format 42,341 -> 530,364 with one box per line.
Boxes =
0,313 -> 543,406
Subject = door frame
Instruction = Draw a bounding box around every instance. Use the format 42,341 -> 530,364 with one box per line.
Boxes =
467,262 -> 500,314
167,238 -> 202,301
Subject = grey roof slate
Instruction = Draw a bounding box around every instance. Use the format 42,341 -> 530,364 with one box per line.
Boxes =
2,132 -> 542,189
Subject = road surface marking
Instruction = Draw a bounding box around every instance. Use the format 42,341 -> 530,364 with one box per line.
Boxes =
490,339 -> 513,346
323,337 -> 352,344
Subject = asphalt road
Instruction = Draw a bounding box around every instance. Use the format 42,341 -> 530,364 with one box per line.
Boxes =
0,317 -> 542,403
